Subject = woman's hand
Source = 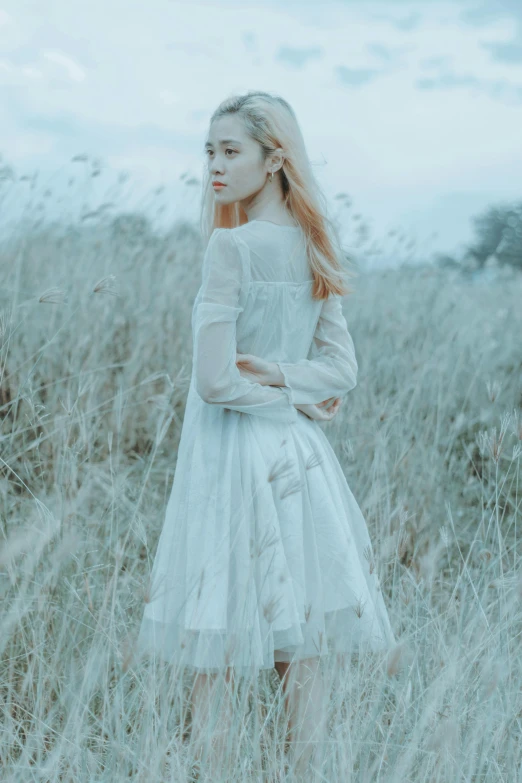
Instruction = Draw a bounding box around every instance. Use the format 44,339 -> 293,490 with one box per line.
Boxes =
236,352 -> 343,421
295,397 -> 342,421
236,353 -> 277,386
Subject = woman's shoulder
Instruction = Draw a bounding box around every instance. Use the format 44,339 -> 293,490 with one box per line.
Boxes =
208,224 -> 249,240
215,223 -> 256,237
208,224 -> 256,251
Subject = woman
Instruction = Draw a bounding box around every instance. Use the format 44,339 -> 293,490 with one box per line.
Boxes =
136,90 -> 396,777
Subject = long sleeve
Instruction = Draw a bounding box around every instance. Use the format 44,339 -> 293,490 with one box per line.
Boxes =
275,294 -> 358,405
193,229 -> 299,422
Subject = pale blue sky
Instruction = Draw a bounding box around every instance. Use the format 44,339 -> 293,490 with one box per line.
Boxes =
1,0 -> 521,266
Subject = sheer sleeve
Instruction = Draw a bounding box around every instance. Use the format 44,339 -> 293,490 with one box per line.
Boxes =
193,229 -> 299,422
275,294 -> 358,405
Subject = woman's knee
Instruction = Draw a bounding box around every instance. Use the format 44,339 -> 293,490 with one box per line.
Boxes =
274,660 -> 291,686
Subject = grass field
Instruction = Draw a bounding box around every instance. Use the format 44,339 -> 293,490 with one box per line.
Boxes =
1,214 -> 521,781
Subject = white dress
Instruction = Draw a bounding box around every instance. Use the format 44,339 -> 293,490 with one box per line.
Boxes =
137,219 -> 396,673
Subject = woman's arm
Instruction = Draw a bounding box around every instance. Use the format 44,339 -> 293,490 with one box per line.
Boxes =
275,295 -> 358,405
193,229 -> 299,423
238,295 -> 357,406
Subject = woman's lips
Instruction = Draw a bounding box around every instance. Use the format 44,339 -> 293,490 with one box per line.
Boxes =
213,183 -> 226,189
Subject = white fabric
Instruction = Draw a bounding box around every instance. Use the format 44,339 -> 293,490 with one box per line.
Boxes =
137,219 -> 396,673
193,227 -> 298,420
277,293 -> 358,405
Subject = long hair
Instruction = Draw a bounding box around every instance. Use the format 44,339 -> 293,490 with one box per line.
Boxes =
199,90 -> 354,300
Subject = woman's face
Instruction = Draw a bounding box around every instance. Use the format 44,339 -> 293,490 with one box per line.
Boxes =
204,115 -> 271,209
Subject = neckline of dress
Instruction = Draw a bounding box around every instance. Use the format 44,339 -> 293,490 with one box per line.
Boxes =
249,219 -> 301,229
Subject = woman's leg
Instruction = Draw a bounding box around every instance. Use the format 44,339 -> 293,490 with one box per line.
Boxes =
190,667 -> 235,770
274,660 -> 292,757
275,655 -> 327,776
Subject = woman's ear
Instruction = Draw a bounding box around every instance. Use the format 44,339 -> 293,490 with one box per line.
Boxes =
273,148 -> 285,171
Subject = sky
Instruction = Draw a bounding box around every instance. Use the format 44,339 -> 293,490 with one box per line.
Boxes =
0,0 -> 521,267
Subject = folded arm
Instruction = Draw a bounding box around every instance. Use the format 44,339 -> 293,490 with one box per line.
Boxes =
273,294 -> 358,405
193,229 -> 299,423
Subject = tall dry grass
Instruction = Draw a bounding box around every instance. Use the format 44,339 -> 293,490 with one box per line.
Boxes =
1,187 -> 521,781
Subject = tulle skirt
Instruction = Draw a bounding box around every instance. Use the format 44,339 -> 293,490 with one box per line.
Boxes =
136,382 -> 396,674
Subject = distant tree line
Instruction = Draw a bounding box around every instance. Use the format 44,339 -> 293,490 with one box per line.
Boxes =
436,199 -> 522,272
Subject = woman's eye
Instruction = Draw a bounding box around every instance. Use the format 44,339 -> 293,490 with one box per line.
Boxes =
205,149 -> 236,157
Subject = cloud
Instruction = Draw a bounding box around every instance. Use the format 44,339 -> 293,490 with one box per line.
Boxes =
366,42 -> 399,62
417,72 -> 480,90
367,42 -> 394,62
8,104 -> 196,161
457,0 -> 522,64
482,34 -> 522,64
336,65 -> 382,87
416,70 -> 522,103
460,0 -> 522,27
242,31 -> 258,52
366,41 -> 415,68
42,50 -> 86,82
393,12 -> 422,31
0,45 -> 88,88
365,10 -> 422,32
276,45 -> 323,68
419,55 -> 451,70
165,41 -> 215,58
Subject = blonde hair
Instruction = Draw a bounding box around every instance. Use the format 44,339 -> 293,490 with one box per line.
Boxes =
199,90 -> 354,300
